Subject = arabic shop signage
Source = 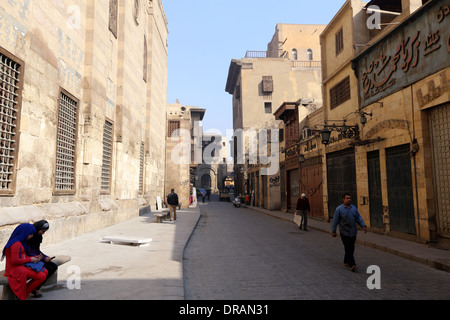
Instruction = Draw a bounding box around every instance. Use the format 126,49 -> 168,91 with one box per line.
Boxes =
354,0 -> 450,108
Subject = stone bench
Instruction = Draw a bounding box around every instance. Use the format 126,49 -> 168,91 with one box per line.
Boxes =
102,236 -> 152,247
0,255 -> 71,300
154,211 -> 170,223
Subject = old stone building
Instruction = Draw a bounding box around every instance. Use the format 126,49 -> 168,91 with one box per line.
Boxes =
321,0 -> 448,246
0,0 -> 169,248
165,102 -> 206,208
226,23 -> 325,211
274,101 -> 325,217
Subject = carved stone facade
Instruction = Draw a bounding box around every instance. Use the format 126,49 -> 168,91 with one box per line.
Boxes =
0,0 -> 168,248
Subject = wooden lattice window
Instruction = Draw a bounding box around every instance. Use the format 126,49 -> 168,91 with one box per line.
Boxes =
101,120 -> 113,194
330,76 -> 351,109
168,120 -> 180,137
55,91 -> 78,194
262,76 -> 274,94
0,48 -> 24,194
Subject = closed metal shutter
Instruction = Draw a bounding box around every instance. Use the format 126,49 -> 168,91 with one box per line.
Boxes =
326,148 -> 357,219
385,144 -> 416,234
430,103 -> 450,238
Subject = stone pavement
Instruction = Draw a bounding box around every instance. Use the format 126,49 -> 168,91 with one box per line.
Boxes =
1,202 -> 449,300
244,205 -> 450,273
0,206 -> 201,300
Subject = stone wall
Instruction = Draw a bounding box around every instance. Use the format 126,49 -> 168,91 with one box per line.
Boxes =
0,0 -> 168,248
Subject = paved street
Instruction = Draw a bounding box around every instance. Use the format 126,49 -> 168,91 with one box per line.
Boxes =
184,196 -> 450,300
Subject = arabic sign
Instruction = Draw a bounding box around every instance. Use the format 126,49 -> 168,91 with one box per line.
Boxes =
354,0 -> 450,107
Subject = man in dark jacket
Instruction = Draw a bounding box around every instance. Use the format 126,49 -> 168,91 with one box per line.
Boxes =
296,193 -> 310,231
167,189 -> 179,221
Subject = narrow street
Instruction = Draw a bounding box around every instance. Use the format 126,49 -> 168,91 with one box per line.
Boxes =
183,196 -> 450,300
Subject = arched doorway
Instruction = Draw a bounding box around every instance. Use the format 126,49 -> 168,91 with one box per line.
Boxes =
201,174 -> 211,189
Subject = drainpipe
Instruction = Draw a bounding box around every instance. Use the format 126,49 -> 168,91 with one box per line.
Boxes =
410,86 -> 421,243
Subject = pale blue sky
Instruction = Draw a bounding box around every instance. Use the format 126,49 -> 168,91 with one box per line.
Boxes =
163,1 -> 347,135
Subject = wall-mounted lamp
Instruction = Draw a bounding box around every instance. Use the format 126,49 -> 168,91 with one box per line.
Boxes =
318,123 -> 360,145
360,111 -> 373,126
298,154 -> 305,163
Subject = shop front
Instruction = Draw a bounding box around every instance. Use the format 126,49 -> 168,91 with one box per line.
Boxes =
352,0 -> 450,244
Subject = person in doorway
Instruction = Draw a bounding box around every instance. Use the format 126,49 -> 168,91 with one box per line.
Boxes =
1,224 -> 48,300
331,193 -> 367,272
201,190 -> 206,203
26,220 -> 58,298
166,189 -> 179,221
296,193 -> 310,231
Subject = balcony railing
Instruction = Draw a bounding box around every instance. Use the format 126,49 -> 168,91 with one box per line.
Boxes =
291,60 -> 321,68
245,51 -> 281,58
244,51 -> 321,68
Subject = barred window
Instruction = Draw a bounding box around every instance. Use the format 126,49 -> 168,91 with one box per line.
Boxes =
109,0 -> 118,38
168,120 -> 180,137
0,49 -> 23,194
335,27 -> 344,55
55,91 -> 78,193
101,120 -> 113,193
143,35 -> 148,82
139,142 -> 144,193
330,76 -> 351,109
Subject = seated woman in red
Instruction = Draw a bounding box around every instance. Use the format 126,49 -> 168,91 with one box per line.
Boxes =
1,224 -> 48,300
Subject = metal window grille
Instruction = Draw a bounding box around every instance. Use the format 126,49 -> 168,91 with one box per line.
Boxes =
101,120 -> 113,193
0,52 -> 21,192
139,142 -> 144,193
55,92 -> 78,192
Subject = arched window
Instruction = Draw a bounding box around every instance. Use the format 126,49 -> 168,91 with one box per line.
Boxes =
291,49 -> 298,60
307,49 -> 313,61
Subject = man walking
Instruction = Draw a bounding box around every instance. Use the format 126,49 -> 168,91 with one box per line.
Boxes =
332,193 -> 367,272
166,189 -> 179,221
296,193 -> 310,231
